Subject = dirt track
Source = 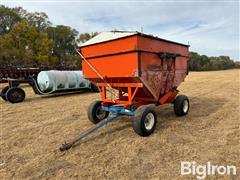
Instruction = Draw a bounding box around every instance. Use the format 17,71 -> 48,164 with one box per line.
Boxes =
0,69 -> 239,179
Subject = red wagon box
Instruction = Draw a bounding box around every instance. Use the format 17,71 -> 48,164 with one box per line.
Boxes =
80,31 -> 189,106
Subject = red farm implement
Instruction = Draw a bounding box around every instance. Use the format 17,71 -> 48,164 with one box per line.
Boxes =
59,31 -> 190,151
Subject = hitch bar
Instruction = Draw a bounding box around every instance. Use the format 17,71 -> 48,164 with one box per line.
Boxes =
59,111 -> 120,151
59,105 -> 134,151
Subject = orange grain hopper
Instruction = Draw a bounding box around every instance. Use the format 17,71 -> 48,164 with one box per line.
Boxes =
79,31 -> 190,138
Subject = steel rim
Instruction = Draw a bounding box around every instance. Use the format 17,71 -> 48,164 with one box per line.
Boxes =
183,99 -> 189,113
96,106 -> 106,120
144,113 -> 155,130
10,90 -> 23,101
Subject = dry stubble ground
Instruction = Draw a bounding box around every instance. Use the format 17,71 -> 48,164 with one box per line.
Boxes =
0,69 -> 239,179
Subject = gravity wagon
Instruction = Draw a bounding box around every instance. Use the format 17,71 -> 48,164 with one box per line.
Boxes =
60,31 -> 190,151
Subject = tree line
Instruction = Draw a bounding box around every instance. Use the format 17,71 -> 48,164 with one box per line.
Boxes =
189,52 -> 239,71
0,5 -> 97,68
0,5 -> 239,70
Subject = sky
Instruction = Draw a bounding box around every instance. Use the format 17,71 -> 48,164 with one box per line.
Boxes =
1,0 -> 239,60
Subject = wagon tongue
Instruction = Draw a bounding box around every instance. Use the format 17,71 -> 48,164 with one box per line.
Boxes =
59,111 -> 120,151
59,141 -> 73,151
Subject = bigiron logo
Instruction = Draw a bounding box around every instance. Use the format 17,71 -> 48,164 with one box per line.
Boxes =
181,161 -> 237,179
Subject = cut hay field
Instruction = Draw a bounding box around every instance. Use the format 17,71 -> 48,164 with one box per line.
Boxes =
0,69 -> 239,179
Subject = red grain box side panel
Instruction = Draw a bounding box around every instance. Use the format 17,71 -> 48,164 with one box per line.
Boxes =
82,52 -> 139,80
137,35 -> 188,56
81,36 -> 138,58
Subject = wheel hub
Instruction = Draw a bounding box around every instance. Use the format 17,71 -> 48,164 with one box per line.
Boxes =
144,113 -> 155,130
11,91 -> 22,99
96,107 -> 107,120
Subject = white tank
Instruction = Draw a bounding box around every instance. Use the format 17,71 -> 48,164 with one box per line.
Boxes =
37,70 -> 91,92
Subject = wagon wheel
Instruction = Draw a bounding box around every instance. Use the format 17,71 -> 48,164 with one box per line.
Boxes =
6,87 -> 26,103
1,86 -> 9,101
173,95 -> 189,116
132,104 -> 157,136
87,100 -> 109,124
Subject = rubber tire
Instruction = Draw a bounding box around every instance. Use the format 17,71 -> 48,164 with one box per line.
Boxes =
91,83 -> 99,92
87,100 -> 109,124
6,87 -> 26,103
132,104 -> 157,137
174,95 -> 189,116
1,86 -> 9,101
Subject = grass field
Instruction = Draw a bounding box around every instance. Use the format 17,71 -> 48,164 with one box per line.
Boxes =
0,69 -> 239,179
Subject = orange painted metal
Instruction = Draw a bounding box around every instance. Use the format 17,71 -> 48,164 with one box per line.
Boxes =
97,83 -> 142,107
97,83 -> 143,87
159,89 -> 179,105
80,36 -> 138,58
80,32 -> 189,108
82,52 -> 139,79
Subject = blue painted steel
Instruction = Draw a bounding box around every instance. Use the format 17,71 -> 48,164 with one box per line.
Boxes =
59,105 -> 135,151
102,105 -> 135,116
